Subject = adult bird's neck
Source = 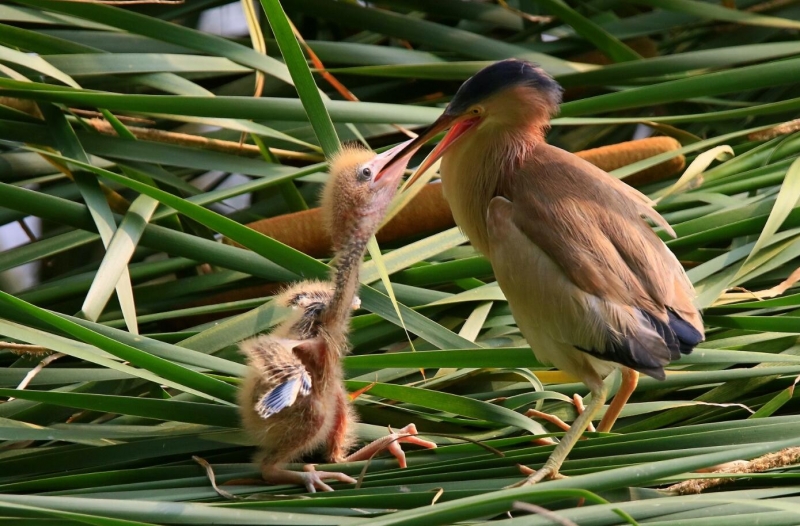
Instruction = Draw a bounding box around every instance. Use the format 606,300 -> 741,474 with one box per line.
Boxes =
440,123 -> 543,255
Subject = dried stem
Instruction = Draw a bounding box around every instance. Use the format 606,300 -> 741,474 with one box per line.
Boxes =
10,353 -> 65,401
1,342 -> 54,357
512,502 -> 578,526
748,118 -> 800,141
87,119 -> 323,161
667,447 -> 800,495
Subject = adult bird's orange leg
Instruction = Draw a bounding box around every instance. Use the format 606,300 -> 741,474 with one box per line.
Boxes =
596,367 -> 639,433
344,424 -> 437,468
261,464 -> 356,493
510,377 -> 608,486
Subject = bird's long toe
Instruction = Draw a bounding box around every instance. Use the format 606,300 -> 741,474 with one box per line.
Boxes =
301,464 -> 357,493
261,464 -> 356,493
344,423 -> 436,468
386,424 -> 438,468
572,394 -> 596,432
525,393 -> 595,439
506,464 -> 564,488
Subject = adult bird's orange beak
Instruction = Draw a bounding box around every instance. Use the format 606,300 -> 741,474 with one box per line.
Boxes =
376,112 -> 480,185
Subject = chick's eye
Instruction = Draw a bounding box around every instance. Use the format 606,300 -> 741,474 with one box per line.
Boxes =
471,107 -> 481,115
357,167 -> 372,181
289,293 -> 305,305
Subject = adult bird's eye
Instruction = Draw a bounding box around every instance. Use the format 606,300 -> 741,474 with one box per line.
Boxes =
358,167 -> 372,181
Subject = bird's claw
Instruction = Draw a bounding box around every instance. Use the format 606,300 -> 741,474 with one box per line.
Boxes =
300,464 -> 357,493
505,464 -> 565,488
344,423 -> 437,467
390,423 -> 438,448
384,424 -> 438,469
524,393 -> 595,436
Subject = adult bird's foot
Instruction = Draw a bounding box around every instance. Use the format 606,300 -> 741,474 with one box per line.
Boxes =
525,393 -> 596,445
262,464 -> 356,493
345,423 -> 437,468
505,464 -> 565,488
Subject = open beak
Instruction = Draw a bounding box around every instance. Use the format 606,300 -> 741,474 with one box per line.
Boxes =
376,112 -> 479,186
367,138 -> 416,190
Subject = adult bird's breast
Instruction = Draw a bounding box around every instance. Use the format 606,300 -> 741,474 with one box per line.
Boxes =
439,130 -> 505,257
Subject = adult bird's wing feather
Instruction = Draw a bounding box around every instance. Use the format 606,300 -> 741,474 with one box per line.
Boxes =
488,144 -> 703,379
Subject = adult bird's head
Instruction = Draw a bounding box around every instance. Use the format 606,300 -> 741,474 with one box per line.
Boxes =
321,139 -> 414,251
379,59 -> 563,182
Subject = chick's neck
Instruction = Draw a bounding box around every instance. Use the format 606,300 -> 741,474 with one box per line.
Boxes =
323,215 -> 377,342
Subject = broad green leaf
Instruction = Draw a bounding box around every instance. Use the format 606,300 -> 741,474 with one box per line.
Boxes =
0,43 -> 78,87
259,0 -> 340,156
344,380 -> 548,436
0,389 -> 238,428
0,292 -> 238,404
734,157 -> 800,280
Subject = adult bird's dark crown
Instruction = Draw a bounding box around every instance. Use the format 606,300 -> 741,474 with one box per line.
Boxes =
447,59 -> 563,116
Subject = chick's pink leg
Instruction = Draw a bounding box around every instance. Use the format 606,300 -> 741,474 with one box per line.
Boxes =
326,388 -> 436,468
344,424 -> 437,468
326,388 -> 356,463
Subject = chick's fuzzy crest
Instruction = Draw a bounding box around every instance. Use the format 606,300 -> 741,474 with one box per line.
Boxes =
321,144 -> 376,251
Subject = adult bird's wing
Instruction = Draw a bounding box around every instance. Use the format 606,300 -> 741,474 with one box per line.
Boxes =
488,143 -> 702,379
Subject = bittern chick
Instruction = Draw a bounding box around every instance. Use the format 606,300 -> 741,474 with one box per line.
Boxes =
238,280 -> 359,492
315,140 -> 436,469
381,60 -> 704,485
239,143 -> 434,492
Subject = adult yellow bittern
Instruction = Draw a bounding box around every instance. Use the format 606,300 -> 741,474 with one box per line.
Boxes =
380,59 -> 704,485
238,142 -> 434,492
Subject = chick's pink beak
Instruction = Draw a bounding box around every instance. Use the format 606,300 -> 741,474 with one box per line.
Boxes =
370,138 -> 416,188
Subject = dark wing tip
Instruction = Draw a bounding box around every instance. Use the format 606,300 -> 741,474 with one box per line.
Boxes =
667,309 -> 704,355
576,333 -> 670,381
575,308 -> 702,382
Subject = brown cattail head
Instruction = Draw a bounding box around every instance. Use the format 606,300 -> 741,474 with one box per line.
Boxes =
577,136 -> 685,187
